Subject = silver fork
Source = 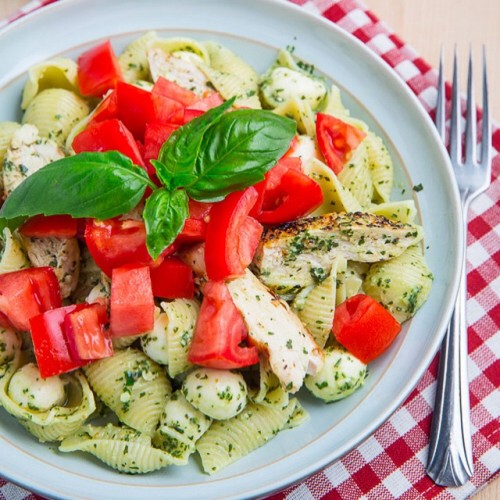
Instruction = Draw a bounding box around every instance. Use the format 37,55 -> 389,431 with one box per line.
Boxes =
426,49 -> 492,486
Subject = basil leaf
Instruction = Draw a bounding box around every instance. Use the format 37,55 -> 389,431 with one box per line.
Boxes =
155,98 -> 235,187
186,110 -> 296,201
143,188 -> 189,259
0,152 -> 154,226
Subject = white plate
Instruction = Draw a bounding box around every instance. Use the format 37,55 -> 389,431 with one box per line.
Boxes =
0,0 -> 461,498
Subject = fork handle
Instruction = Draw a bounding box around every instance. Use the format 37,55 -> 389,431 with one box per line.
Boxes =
426,240 -> 474,486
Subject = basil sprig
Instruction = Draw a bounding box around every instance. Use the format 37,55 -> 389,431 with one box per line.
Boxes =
0,100 -> 296,259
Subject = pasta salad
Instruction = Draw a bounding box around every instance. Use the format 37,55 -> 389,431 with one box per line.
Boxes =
0,33 -> 433,475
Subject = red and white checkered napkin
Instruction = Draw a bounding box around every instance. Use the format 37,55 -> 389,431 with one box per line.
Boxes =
0,1 -> 498,499
0,0 -> 58,29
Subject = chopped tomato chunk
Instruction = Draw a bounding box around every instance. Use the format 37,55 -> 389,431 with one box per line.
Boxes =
251,158 -> 323,224
333,294 -> 402,364
151,94 -> 185,124
143,122 -> 179,165
182,108 -> 204,124
28,267 -> 63,312
0,277 -> 42,332
115,81 -> 155,141
64,303 -> 112,361
152,77 -> 197,106
182,92 -> 224,124
30,304 -> 90,378
187,199 -> 213,220
19,214 -> 78,239
0,311 -> 10,329
110,265 -> 155,337
316,113 -> 366,174
0,268 -> 61,332
188,281 -> 259,369
204,187 -> 262,281
150,257 -> 195,299
187,91 -> 224,112
84,218 -> 174,277
77,40 -> 122,98
176,218 -> 207,245
172,200 -> 212,245
90,90 -> 118,123
72,118 -> 145,167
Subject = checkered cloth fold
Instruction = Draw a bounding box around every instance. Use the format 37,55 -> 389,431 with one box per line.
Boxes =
0,1 -> 498,499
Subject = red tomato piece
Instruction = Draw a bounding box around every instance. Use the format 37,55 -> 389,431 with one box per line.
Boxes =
85,218 -> 153,277
333,294 -> 402,364
237,216 -> 263,268
152,77 -> 197,106
188,199 -> 213,220
72,118 -> 145,167
176,218 -> 207,245
181,92 -> 225,124
204,187 -> 263,281
19,215 -> 78,239
251,160 -> 323,224
115,81 -> 156,140
77,40 -> 122,98
27,267 -> 62,312
277,156 -> 303,172
149,257 -> 195,299
30,304 -> 90,378
143,122 -> 179,164
110,265 -> 155,337
90,90 -> 118,123
0,268 -> 61,332
188,281 -> 259,369
64,303 -> 113,361
182,108 -> 204,124
0,275 -> 42,332
151,94 -> 185,124
173,200 -> 212,245
316,113 -> 366,174
188,91 -> 224,112
0,311 -> 10,329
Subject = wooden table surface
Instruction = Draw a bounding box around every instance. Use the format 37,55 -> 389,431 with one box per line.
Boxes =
0,0 -> 498,498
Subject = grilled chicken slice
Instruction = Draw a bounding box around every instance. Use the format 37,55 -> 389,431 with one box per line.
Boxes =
2,124 -> 64,197
227,270 -> 323,393
252,211 -> 424,294
71,246 -> 104,303
20,236 -> 80,299
147,48 -> 210,95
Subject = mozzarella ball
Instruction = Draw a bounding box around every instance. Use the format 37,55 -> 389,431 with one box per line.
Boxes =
290,134 -> 321,166
8,363 -> 66,411
182,368 -> 248,420
0,327 -> 22,365
141,310 -> 169,365
305,346 -> 367,402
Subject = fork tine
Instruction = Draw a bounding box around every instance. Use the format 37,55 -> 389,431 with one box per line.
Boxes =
435,49 -> 446,140
449,48 -> 462,164
481,46 -> 492,168
464,48 -> 477,164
